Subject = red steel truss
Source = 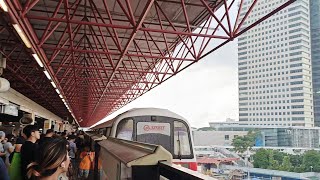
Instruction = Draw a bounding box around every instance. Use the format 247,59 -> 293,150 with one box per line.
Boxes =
1,0 -> 295,126
0,15 -> 69,119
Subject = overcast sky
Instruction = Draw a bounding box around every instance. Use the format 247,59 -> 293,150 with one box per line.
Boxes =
95,40 -> 239,128
92,2 -> 241,128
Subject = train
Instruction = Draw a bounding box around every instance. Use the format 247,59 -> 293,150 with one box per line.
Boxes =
92,108 -> 197,171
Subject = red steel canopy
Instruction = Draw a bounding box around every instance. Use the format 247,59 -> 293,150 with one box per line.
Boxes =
0,0 -> 295,126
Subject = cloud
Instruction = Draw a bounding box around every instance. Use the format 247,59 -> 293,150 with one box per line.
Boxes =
94,40 -> 239,128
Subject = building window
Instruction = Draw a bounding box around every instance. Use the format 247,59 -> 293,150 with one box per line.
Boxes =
225,135 -> 230,140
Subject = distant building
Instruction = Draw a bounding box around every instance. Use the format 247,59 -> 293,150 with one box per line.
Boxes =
311,0 -> 320,126
209,122 -> 320,148
192,131 -> 248,146
238,0 -> 314,127
209,121 -> 244,130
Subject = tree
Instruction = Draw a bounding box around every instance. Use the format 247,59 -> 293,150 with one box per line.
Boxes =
289,154 -> 303,168
303,150 -> 320,172
279,156 -> 292,171
293,165 -> 305,173
250,149 -> 320,173
273,151 -> 287,165
231,137 -> 248,153
253,149 -> 270,169
231,130 -> 260,153
268,150 -> 279,170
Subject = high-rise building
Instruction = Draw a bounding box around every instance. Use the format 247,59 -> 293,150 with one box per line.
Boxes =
238,0 -> 314,127
311,0 -> 320,126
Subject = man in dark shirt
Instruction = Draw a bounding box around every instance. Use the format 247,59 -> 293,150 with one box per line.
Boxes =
20,125 -> 40,180
38,129 -> 54,147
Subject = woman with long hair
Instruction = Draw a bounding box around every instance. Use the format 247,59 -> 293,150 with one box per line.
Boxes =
27,137 -> 70,180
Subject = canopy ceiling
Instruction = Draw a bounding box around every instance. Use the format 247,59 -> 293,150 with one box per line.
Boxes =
0,0 -> 295,126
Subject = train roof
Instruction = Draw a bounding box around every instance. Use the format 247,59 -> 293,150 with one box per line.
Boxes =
92,108 -> 187,129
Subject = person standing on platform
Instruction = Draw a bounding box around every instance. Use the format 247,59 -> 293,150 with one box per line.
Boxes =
20,125 -> 40,180
0,131 -> 6,163
0,154 -> 9,180
78,146 -> 92,179
61,132 -> 67,139
27,138 -> 71,180
68,135 -> 77,168
9,135 -> 25,180
38,129 -> 54,147
3,134 -> 14,167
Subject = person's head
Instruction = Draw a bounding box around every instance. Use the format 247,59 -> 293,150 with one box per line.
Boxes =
83,146 -> 90,152
12,127 -> 20,137
5,134 -> 15,144
27,137 -> 70,178
61,132 -> 67,138
0,131 -> 5,141
23,125 -> 40,142
68,135 -> 76,142
46,129 -> 54,137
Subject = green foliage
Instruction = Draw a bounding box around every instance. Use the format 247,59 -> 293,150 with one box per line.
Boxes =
303,150 -> 320,172
253,149 -> 320,173
293,165 -> 305,173
279,156 -> 292,171
273,151 -> 287,165
252,149 -> 269,169
289,154 -> 303,167
268,150 -> 280,170
231,137 -> 249,153
231,129 -> 260,153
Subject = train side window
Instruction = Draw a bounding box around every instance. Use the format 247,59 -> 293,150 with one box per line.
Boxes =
174,121 -> 191,156
98,129 -> 104,135
116,119 -> 133,140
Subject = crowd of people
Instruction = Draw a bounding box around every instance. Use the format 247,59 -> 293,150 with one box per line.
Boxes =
0,125 -> 96,180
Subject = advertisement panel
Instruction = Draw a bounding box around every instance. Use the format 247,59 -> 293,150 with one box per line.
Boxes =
137,122 -> 170,136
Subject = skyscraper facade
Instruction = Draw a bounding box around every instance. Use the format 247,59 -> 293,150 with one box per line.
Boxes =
238,0 -> 314,127
311,0 -> 320,126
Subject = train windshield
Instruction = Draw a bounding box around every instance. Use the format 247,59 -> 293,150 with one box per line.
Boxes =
136,122 -> 171,151
116,119 -> 133,140
174,121 -> 191,156
116,116 -> 193,159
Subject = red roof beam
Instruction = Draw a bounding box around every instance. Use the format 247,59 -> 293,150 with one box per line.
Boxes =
26,15 -> 133,29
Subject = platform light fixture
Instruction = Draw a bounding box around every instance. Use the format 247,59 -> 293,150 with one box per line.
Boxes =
59,94 -> 63,99
43,70 -> 51,80
0,0 -> 8,12
55,89 -> 60,94
32,54 -> 43,67
12,24 -> 32,48
51,81 -> 57,88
